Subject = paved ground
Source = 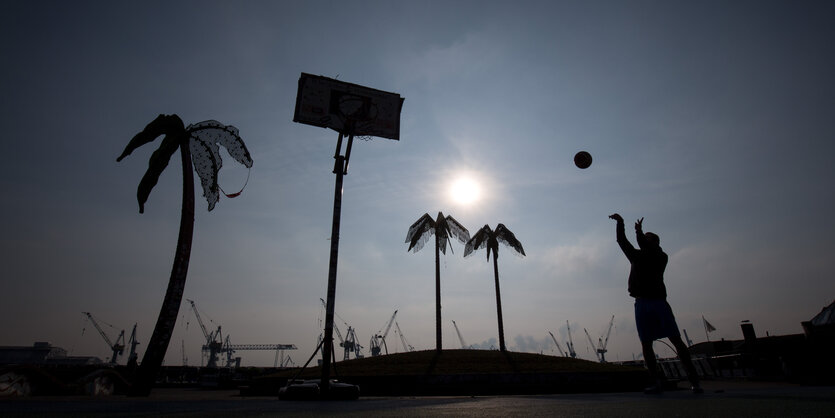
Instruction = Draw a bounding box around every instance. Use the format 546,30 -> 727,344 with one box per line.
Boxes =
1,380 -> 833,417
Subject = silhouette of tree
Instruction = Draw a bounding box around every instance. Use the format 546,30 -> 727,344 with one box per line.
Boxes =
117,114 -> 252,396
464,224 -> 525,352
406,212 -> 470,352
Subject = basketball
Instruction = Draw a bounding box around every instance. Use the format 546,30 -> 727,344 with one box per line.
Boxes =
574,151 -> 592,169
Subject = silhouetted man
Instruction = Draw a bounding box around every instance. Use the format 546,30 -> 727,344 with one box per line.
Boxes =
609,213 -> 703,394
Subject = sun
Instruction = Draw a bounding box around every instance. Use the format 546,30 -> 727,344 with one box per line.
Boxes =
449,176 -> 482,206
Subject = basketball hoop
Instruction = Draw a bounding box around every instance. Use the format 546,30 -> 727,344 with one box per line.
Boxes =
292,72 -> 403,398
293,73 -> 404,140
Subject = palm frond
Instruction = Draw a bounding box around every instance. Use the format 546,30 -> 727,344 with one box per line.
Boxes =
117,114 -> 184,162
187,120 -> 253,168
438,235 -> 448,255
186,120 -> 253,211
118,114 -> 186,213
444,215 -> 470,244
464,225 -> 492,258
495,223 -> 526,257
189,139 -> 221,211
136,133 -> 182,214
406,214 -> 435,253
434,213 -> 450,243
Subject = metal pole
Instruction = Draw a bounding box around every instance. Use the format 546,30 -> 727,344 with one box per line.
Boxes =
494,255 -> 506,352
321,132 -> 351,397
435,233 -> 442,352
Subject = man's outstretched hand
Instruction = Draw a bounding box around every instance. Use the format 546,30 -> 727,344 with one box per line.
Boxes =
635,217 -> 644,232
609,213 -> 623,222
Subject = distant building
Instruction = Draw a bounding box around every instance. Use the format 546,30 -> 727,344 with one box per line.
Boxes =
805,299 -> 835,327
0,342 -> 102,366
678,302 -> 835,383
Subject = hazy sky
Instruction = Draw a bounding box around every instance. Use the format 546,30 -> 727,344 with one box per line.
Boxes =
2,1 -> 834,366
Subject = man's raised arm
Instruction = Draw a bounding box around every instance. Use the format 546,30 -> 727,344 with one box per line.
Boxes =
610,213 -> 637,260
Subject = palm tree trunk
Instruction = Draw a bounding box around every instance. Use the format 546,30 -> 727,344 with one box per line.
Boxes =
435,234 -> 442,352
129,142 -> 194,396
493,255 -> 506,352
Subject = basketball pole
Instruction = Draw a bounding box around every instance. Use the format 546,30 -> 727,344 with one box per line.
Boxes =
321,128 -> 354,397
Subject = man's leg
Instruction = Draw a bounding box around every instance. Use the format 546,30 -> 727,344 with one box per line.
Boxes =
669,335 -> 703,393
641,339 -> 663,393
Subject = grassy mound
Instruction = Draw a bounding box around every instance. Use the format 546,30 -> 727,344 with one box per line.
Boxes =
245,349 -> 648,396
272,349 -> 632,377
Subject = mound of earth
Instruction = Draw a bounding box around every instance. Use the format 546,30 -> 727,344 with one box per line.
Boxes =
243,349 -> 649,396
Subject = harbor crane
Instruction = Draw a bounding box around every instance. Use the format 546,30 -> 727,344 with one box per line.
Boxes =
340,326 -> 362,360
218,334 -> 298,368
395,321 -> 414,352
319,298 -> 363,360
222,335 -> 238,368
330,325 -> 346,360
186,302 -> 297,368
126,323 -> 140,366
452,320 -> 469,349
584,315 -> 615,363
342,326 -> 363,359
370,310 -> 397,356
683,329 -> 694,347
331,324 -> 362,360
82,312 -> 125,364
278,355 -> 295,368
187,299 -> 223,367
583,328 -> 597,361
566,320 -> 577,358
548,331 -> 566,357
182,339 -> 188,366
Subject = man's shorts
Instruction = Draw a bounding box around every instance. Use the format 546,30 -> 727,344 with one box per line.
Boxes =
634,298 -> 681,342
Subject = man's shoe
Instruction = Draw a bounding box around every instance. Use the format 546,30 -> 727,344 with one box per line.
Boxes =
691,385 -> 704,394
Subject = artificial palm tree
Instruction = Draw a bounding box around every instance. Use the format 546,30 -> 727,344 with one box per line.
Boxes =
464,224 -> 525,352
406,212 -> 469,352
117,114 -> 252,396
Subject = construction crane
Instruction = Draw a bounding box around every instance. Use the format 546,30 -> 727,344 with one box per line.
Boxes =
332,324 -> 354,361
233,343 -> 298,369
599,315 -> 615,362
566,320 -> 577,358
331,324 -> 347,360
182,339 -> 188,366
343,327 -> 363,359
278,355 -> 295,368
370,310 -> 397,356
583,328 -> 598,362
683,329 -> 694,347
82,312 -> 125,364
222,335 -> 238,368
452,320 -> 469,349
216,333 -> 297,368
395,321 -> 414,352
584,315 -> 615,363
186,299 -> 223,367
548,331 -> 566,357
126,323 -> 140,366
319,298 -> 363,360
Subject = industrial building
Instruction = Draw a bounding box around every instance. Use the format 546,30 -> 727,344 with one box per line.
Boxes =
0,342 -> 102,366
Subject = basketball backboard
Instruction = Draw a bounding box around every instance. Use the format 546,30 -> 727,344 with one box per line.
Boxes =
293,73 -> 404,140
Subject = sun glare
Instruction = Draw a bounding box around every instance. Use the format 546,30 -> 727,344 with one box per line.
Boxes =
449,176 -> 482,206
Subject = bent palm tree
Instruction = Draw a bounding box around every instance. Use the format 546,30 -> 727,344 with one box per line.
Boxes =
117,114 -> 252,396
406,212 -> 469,352
464,224 -> 525,352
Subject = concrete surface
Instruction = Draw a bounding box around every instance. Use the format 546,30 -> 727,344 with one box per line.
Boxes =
1,380 -> 833,417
